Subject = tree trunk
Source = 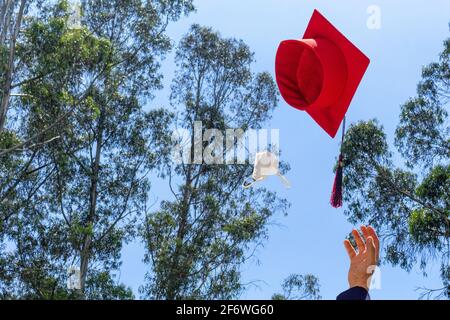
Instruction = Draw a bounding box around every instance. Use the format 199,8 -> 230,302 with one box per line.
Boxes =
0,0 -> 26,131
165,167 -> 192,299
79,107 -> 105,293
0,0 -> 13,44
165,75 -> 205,300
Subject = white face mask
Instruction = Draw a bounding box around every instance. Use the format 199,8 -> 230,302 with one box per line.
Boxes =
243,151 -> 291,189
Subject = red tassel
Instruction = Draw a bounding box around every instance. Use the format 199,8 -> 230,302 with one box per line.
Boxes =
330,154 -> 343,208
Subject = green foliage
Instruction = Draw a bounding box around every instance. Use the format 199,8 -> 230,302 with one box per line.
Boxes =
141,25 -> 290,300
1,0 -> 194,300
271,274 -> 321,300
395,39 -> 450,169
341,38 -> 450,299
415,164 -> 450,210
408,209 -> 444,247
0,44 -> 8,83
2,0 -> 292,302
84,271 -> 134,300
0,130 -> 21,150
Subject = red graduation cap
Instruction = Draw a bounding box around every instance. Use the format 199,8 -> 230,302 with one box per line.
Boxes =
275,9 -> 370,138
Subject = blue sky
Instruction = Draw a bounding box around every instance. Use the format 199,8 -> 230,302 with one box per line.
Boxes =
120,0 -> 450,299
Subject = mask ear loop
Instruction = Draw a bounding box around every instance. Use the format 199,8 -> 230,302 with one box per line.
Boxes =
243,176 -> 266,189
277,172 -> 291,189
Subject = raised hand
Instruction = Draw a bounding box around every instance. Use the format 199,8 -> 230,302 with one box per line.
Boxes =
343,225 -> 380,291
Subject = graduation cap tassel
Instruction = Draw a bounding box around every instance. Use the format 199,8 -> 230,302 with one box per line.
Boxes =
330,154 -> 344,208
330,117 -> 346,208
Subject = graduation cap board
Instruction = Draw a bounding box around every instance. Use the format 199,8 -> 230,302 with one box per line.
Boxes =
275,9 -> 370,207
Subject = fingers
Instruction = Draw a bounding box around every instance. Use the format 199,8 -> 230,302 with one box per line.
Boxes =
367,225 -> 380,262
366,226 -> 379,250
346,226 -> 380,263
361,225 -> 370,241
344,239 -> 357,259
352,229 -> 366,253
366,236 -> 376,264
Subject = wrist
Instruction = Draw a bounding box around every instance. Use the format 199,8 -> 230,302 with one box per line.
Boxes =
348,279 -> 369,292
350,282 -> 370,292
350,284 -> 369,292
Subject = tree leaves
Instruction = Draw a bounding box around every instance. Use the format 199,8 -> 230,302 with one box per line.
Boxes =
342,38 -> 450,299
395,39 -> 450,169
0,0 -> 194,299
272,274 -> 321,300
141,25 -> 289,300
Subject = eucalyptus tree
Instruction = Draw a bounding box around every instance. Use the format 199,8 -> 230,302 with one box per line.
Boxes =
0,0 -> 194,299
141,25 -> 290,300
340,39 -> 449,299
0,0 -> 27,131
272,274 -> 321,300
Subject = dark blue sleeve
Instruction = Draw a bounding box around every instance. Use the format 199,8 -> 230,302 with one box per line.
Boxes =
336,287 -> 370,300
